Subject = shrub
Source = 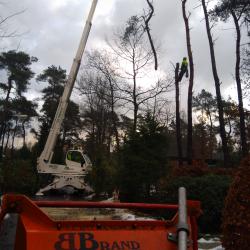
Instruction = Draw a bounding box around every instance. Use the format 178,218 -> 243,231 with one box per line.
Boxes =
222,157 -> 250,250
87,156 -> 118,196
1,159 -> 38,195
160,175 -> 232,233
172,160 -> 234,177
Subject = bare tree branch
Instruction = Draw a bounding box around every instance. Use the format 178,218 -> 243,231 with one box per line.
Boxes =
0,9 -> 26,38
143,0 -> 158,70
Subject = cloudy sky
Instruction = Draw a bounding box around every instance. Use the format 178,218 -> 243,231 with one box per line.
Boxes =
1,0 -> 249,107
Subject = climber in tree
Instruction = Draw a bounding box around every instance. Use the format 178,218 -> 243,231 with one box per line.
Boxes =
178,57 -> 189,82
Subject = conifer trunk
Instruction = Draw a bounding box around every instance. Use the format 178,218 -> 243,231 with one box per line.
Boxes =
201,0 -> 229,166
231,10 -> 248,157
182,0 -> 194,165
175,63 -> 183,166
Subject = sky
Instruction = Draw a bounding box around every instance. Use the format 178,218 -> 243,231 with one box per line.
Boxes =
0,0 -> 249,147
1,0 -> 249,97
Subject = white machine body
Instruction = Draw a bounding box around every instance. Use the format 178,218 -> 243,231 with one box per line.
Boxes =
36,0 -> 98,195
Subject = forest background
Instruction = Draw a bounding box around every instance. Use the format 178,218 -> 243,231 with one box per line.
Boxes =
0,1 -> 249,244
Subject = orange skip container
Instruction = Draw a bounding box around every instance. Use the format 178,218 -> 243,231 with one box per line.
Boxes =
0,194 -> 201,250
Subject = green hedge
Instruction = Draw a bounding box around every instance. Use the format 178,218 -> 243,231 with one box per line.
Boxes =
159,175 -> 232,233
0,159 -> 38,195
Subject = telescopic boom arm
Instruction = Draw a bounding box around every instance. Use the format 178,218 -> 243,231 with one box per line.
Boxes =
39,0 -> 98,165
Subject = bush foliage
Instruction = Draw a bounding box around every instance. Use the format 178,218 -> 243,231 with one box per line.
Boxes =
160,175 -> 232,233
222,157 -> 250,250
172,159 -> 234,177
0,159 -> 38,195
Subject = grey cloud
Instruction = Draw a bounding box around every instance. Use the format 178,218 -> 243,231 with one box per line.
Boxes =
0,0 -> 247,106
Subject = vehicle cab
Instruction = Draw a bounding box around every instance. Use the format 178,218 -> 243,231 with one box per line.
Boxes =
65,150 -> 92,173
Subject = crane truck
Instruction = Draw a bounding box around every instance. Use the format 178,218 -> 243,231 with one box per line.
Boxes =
36,0 -> 98,195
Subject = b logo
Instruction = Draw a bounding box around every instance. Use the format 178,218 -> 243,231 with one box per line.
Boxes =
54,233 -> 98,250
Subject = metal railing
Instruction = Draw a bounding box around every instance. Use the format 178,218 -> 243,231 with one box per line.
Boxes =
178,187 -> 189,250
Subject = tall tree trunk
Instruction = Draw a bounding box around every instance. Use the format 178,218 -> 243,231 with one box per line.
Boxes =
133,104 -> 138,133
182,0 -> 195,165
4,126 -> 11,154
231,10 -> 248,157
109,78 -> 120,151
113,120 -> 120,151
132,51 -> 138,133
0,78 -> 12,151
201,0 -> 229,166
1,123 -> 6,145
11,120 -> 18,157
101,109 -> 107,145
201,123 -> 206,160
175,63 -> 183,166
208,111 -> 214,159
22,121 -> 26,147
0,122 -> 8,159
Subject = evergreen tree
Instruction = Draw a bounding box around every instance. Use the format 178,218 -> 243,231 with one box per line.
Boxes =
7,97 -> 38,153
0,50 -> 37,159
120,112 -> 169,201
36,65 -> 81,160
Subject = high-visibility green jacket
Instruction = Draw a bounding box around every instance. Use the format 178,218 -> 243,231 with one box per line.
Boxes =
181,59 -> 188,68
67,152 -> 72,160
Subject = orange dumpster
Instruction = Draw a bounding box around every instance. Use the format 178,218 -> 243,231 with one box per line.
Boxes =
0,194 -> 201,250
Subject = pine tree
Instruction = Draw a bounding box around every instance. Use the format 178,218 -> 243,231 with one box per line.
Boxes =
0,50 -> 36,158
120,112 -> 169,201
36,65 -> 81,159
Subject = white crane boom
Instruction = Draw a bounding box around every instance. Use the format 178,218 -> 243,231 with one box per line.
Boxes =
36,1 -> 98,195
39,0 -> 98,164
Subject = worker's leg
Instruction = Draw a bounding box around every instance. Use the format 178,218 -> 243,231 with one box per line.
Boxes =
178,70 -> 185,82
